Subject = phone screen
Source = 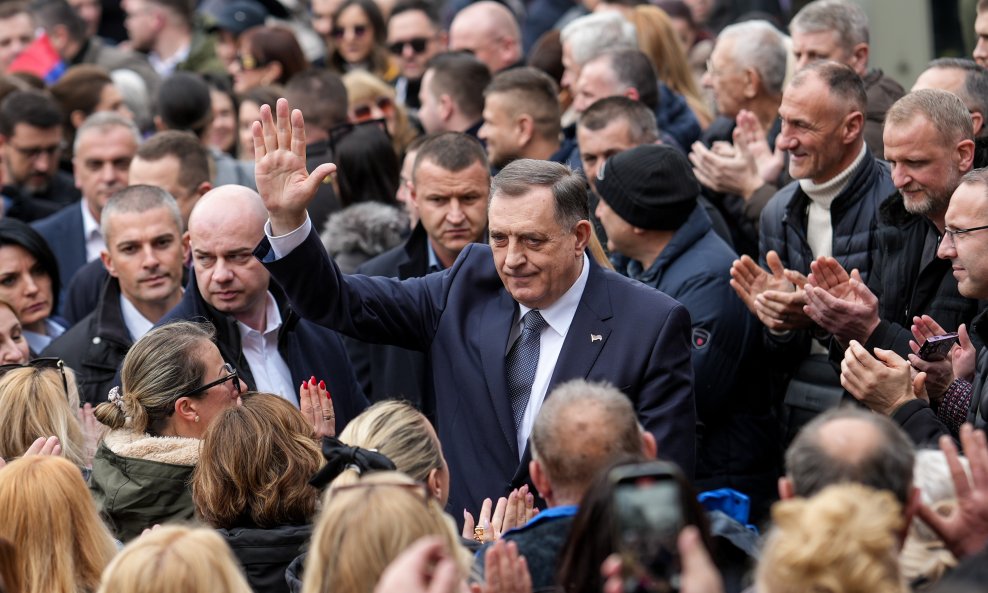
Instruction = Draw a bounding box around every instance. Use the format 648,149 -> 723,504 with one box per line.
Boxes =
614,476 -> 683,593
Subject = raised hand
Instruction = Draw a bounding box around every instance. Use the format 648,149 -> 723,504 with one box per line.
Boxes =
735,109 -> 785,184
253,98 -> 337,235
299,376 -> 336,438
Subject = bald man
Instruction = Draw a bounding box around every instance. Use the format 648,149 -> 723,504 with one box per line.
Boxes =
449,1 -> 522,73
156,185 -> 368,427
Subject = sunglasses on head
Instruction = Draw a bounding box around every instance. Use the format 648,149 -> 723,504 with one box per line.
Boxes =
351,96 -> 394,121
332,25 -> 368,39
0,357 -> 69,401
388,37 -> 430,55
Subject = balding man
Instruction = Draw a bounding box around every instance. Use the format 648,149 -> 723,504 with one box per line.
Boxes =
448,1 -> 522,74
157,185 -> 368,428
473,380 -> 656,589
913,58 -> 988,138
790,0 -> 905,156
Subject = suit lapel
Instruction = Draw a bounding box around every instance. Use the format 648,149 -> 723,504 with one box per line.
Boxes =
548,262 -> 613,389
479,289 -> 520,457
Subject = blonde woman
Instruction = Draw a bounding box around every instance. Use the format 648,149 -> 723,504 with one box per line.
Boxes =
97,526 -> 252,593
302,471 -> 471,593
192,393 -> 323,593
629,5 -> 713,129
757,483 -> 907,593
90,321 -> 244,542
0,456 -> 116,593
343,69 -> 418,156
0,363 -> 94,470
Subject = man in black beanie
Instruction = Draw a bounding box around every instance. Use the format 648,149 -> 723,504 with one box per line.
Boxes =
595,143 -> 779,521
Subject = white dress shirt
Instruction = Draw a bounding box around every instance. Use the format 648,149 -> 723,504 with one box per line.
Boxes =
237,291 -> 296,405
119,294 -> 154,341
81,200 -> 105,263
510,254 -> 589,456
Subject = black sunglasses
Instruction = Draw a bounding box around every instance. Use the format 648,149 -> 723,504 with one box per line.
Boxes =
174,363 -> 241,399
388,37 -> 429,55
0,357 -> 68,400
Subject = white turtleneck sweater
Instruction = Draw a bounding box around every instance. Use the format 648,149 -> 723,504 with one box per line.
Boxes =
798,142 -> 869,259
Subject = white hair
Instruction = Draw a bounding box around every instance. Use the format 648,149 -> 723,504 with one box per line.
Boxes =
561,12 -> 637,67
717,20 -> 790,96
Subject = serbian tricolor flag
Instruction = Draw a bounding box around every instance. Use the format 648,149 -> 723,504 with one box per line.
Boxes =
7,32 -> 65,84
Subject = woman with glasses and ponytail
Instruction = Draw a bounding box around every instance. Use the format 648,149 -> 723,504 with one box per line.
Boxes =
89,321 -> 245,542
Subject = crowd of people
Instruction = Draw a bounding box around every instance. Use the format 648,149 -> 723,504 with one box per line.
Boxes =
3,0 -> 988,592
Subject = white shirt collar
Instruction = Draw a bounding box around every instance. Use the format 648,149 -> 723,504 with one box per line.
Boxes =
517,253 -> 590,337
81,200 -> 100,240
236,291 -> 283,337
119,293 -> 154,341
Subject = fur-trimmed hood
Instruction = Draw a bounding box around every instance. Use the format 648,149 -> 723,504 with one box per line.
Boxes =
102,429 -> 200,466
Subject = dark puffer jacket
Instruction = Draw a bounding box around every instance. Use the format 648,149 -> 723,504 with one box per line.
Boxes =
219,524 -> 312,593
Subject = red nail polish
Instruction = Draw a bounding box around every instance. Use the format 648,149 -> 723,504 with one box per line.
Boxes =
326,390 -> 332,401
318,380 -> 326,390
310,376 -> 316,384
300,381 -> 306,390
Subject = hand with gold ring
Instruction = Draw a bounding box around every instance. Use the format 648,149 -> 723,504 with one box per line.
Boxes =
300,376 -> 336,438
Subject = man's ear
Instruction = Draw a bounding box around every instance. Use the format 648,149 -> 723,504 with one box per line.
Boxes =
530,459 -> 552,501
438,93 -> 455,122
516,114 -> 534,147
972,111 -> 985,137
100,249 -> 117,277
153,115 -> 167,132
572,219 -> 592,253
195,181 -> 213,200
848,42 -> 869,74
623,87 -> 640,103
778,476 -> 795,500
641,431 -> 657,459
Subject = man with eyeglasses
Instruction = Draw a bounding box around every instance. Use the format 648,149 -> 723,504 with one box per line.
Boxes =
33,112 -> 140,301
387,0 -> 447,112
823,91 -> 983,440
0,90 -> 80,222
839,169 -> 988,444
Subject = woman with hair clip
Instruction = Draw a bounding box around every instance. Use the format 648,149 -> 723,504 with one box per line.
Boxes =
192,392 -> 325,593
89,321 -> 245,542
0,455 -> 117,593
98,525 -> 252,593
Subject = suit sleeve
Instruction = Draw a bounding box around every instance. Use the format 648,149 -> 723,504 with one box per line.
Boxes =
637,301 -> 696,478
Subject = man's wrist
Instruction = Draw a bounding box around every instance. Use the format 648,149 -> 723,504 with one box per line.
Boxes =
269,211 -> 308,237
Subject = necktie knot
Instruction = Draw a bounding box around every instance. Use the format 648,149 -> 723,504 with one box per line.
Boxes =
522,310 -> 548,332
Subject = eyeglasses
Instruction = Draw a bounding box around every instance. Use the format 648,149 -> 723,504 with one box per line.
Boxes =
174,363 -> 241,399
350,96 -> 394,122
332,481 -> 431,504
0,357 -> 68,400
331,25 -> 368,39
328,118 -> 390,156
388,37 -> 430,55
940,224 -> 988,248
236,53 -> 261,71
8,143 -> 61,160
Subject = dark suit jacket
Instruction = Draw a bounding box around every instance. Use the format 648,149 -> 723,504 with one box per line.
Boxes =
348,224 -> 431,411
32,202 -> 87,312
259,229 -> 696,520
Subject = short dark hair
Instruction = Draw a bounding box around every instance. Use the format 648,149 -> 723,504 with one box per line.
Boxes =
0,218 -> 61,312
147,0 -> 193,24
578,96 -> 659,144
927,58 -> 988,122
388,0 -> 440,27
785,407 -> 915,507
239,26 -> 308,86
426,52 -> 490,121
0,2 -> 30,20
490,159 -> 588,229
285,71 -> 348,131
484,67 -> 560,142
156,72 -> 212,138
136,131 -> 210,195
0,90 -> 61,136
29,0 -> 86,42
412,132 -> 488,182
49,65 -> 113,123
790,60 -> 867,113
600,50 -> 659,112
